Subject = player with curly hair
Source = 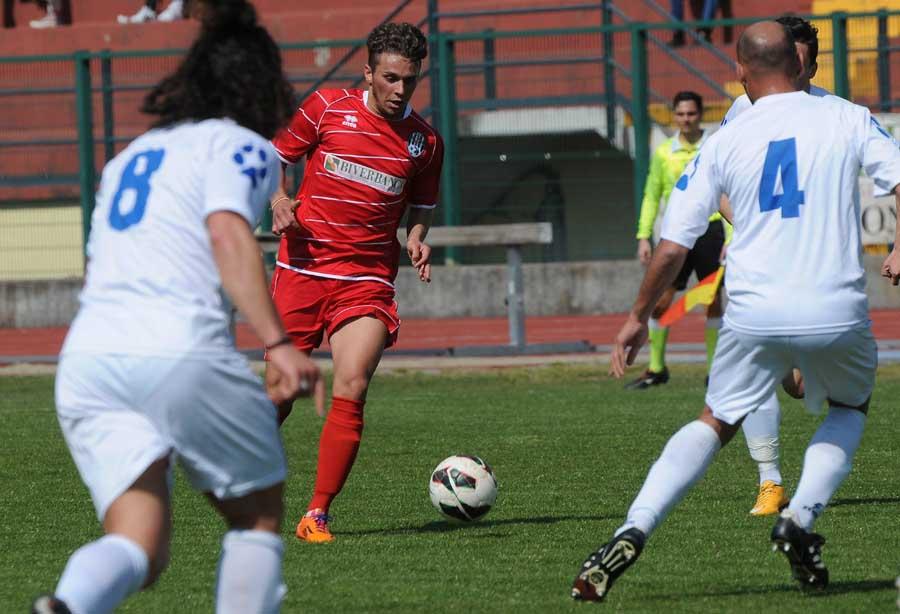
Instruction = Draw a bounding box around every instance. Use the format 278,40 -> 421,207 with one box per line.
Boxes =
32,2 -> 319,612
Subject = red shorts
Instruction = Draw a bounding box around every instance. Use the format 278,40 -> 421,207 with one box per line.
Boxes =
270,267 -> 400,353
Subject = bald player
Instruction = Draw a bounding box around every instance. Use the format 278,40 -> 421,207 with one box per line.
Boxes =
571,21 -> 900,602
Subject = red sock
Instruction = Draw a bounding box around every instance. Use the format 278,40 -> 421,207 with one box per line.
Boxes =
308,396 -> 364,513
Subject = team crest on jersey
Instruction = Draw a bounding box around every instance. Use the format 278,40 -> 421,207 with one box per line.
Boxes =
232,144 -> 268,189
407,131 -> 426,158
323,153 -> 406,195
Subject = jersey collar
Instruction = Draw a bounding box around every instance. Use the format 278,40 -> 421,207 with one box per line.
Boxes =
362,90 -> 413,120
671,130 -> 706,153
752,90 -> 808,108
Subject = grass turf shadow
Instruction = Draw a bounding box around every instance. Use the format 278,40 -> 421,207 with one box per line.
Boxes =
829,496 -> 900,507
339,514 -> 617,537
651,578 -> 896,600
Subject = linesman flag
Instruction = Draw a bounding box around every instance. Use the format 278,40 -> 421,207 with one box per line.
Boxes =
659,266 -> 725,327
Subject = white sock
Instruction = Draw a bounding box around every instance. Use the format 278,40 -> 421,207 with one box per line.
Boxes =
742,392 -> 783,485
216,530 -> 286,614
616,420 -> 721,538
788,407 -> 866,530
55,534 -> 149,614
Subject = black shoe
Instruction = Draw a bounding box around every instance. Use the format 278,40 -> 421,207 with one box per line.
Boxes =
697,27 -> 712,43
625,367 -> 670,390
571,528 -> 646,602
668,31 -> 686,47
771,512 -> 829,591
31,596 -> 72,614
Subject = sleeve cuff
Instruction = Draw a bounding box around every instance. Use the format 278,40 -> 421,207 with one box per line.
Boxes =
205,201 -> 257,227
658,233 -> 695,250
272,146 -> 296,166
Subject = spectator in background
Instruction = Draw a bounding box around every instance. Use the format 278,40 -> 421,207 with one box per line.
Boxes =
692,0 -> 733,44
709,0 -> 733,44
3,0 -> 14,27
27,0 -> 69,28
668,0 -> 718,47
118,0 -> 184,24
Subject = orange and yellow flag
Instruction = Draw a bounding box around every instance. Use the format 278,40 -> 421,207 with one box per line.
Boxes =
659,266 -> 725,327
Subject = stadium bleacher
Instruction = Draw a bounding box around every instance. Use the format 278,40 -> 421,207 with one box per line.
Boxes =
3,0 -> 899,281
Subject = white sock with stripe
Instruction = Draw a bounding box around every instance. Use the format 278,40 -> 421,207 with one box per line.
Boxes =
616,420 -> 721,538
742,392 -> 783,485
788,407 -> 866,530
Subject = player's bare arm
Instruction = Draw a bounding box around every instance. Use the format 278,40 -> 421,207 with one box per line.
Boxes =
207,210 -> 320,404
610,239 -> 690,377
637,238 -> 652,266
406,206 -> 433,283
270,163 -> 300,236
882,188 -> 900,285
718,194 -> 733,225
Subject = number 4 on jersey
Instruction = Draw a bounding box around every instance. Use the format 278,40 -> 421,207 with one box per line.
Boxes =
759,138 -> 804,218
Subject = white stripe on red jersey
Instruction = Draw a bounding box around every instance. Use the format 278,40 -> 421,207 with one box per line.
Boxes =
271,88 -> 443,284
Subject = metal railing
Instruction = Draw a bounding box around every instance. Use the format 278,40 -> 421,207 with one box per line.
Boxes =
1,9 -> 899,278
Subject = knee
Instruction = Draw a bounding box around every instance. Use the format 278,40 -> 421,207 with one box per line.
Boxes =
221,485 -> 285,533
698,406 -> 740,446
226,512 -> 281,534
333,373 -> 371,401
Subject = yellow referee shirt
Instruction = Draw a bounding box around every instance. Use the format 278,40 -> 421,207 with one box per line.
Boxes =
636,131 -> 729,240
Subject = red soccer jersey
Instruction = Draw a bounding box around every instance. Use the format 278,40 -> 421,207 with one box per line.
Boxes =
271,88 -> 444,287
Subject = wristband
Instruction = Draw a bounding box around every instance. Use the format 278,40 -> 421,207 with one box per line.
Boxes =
270,196 -> 291,211
264,335 -> 293,351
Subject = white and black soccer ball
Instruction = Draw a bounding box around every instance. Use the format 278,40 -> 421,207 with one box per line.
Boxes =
429,455 -> 498,522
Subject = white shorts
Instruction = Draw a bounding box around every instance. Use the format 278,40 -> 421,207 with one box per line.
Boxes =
55,352 -> 287,520
706,325 -> 877,425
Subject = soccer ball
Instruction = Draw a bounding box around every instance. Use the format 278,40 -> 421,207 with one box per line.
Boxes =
429,455 -> 498,522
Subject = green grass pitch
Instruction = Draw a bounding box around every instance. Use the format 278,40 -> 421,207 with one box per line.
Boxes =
2,364 -> 899,612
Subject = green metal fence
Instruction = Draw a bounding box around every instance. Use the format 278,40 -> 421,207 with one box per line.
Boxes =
1,10 -> 899,278
0,53 -> 84,279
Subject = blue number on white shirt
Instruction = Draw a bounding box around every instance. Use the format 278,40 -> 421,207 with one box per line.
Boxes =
759,138 -> 804,218
109,149 -> 166,230
674,154 -> 700,191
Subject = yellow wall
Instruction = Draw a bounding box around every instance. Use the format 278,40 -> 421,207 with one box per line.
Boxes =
814,0 -> 900,20
0,206 -> 84,280
812,2 -> 900,95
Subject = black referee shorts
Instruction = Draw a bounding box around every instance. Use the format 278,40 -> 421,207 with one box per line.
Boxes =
672,220 -> 724,291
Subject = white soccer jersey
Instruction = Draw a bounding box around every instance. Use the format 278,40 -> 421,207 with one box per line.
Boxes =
62,118 -> 279,357
662,91 -> 900,335
721,84 -> 831,125
721,84 -> 895,199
